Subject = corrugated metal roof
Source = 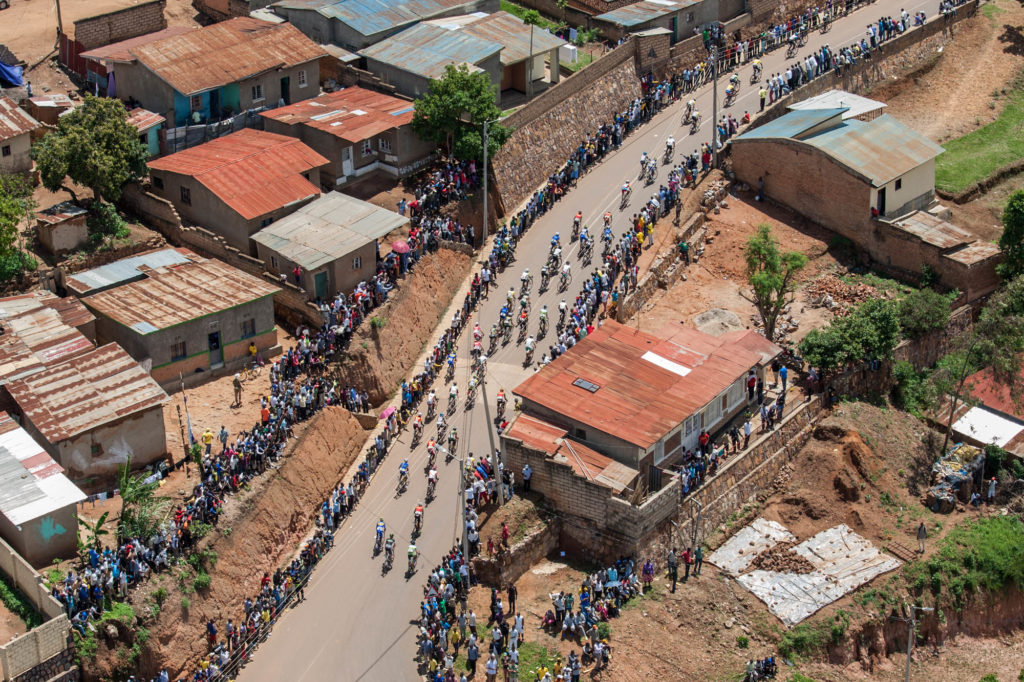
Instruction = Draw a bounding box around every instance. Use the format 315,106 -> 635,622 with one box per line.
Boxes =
36,201 -> 87,226
260,87 -> 415,144
7,344 -> 168,444
788,90 -> 887,120
802,115 -> 944,187
0,413 -> 86,526
273,0 -> 481,38
0,95 -> 40,143
65,247 -> 196,296
944,240 -> 1002,266
892,210 -> 974,250
736,108 -> 848,141
596,0 -> 695,27
129,18 -> 326,96
78,26 -> 195,63
361,22 -> 501,79
81,252 -> 279,332
321,44 -> 361,63
251,192 -> 408,270
425,12 -> 565,65
504,414 -> 638,492
0,293 -> 96,387
513,320 -> 780,449
148,129 -> 328,220
27,94 -> 74,109
126,107 -> 165,133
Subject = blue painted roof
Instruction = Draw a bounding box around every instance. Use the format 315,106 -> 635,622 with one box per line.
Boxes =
735,108 -> 848,140
274,0 -> 480,37
596,0 -> 696,27
361,22 -> 501,79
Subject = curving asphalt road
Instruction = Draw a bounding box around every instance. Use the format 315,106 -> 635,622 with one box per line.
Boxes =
240,0 -> 947,678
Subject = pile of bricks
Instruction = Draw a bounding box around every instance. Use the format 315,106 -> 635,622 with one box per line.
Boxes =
806,274 -> 880,312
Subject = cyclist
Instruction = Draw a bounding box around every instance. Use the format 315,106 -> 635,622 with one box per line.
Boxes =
525,335 -> 535,358
551,232 -> 561,250
496,388 -> 507,412
448,427 -> 458,450
413,412 -> 423,437
518,307 -> 529,327
375,518 -> 386,547
561,261 -> 572,284
489,324 -> 499,344
558,299 -> 568,324
506,287 -> 516,307
580,226 -> 591,247
666,135 -> 675,157
407,543 -> 419,571
426,389 -> 436,414
413,502 -> 424,530
399,459 -> 409,477
384,534 -> 395,564
519,292 -> 530,311
724,84 -> 735,102
540,264 -> 550,288
573,211 -> 583,236
752,58 -> 762,79
436,411 -> 447,432
603,211 -> 612,229
428,466 -> 438,484
640,150 -> 649,171
449,383 -> 458,403
427,438 -> 436,460
520,267 -> 531,290
603,224 -> 613,243
539,304 -> 548,328
685,98 -> 696,121
729,73 -> 740,88
472,323 -> 483,341
621,180 -> 631,198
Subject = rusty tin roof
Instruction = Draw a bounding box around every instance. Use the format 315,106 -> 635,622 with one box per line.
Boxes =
79,26 -> 195,64
147,129 -> 328,220
513,320 -> 780,449
260,87 -> 416,144
129,18 -> 326,96
0,95 -> 40,143
0,293 -> 96,387
81,253 -> 279,333
7,343 -> 168,444
126,107 -> 165,133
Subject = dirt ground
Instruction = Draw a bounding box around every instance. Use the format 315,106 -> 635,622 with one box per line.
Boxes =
0,604 -> 28,647
482,401 -> 1023,681
4,0 -> 202,93
867,0 -> 1024,241
629,193 -> 842,344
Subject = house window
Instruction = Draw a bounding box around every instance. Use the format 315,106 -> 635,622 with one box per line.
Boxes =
361,139 -> 373,156
575,427 -> 587,440
190,95 -> 202,112
91,443 -> 103,457
378,137 -> 392,154
298,70 -> 308,88
139,134 -> 148,145
895,178 -> 902,191
270,256 -> 278,270
252,84 -> 264,102
686,11 -> 694,22
352,256 -> 362,269
1,145 -> 9,158
153,177 -> 164,190
241,318 -> 256,339
260,217 -> 273,228
180,186 -> 191,205
170,341 -> 187,362
721,394 -> 728,411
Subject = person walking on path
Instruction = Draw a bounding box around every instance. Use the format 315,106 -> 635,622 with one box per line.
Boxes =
507,583 -> 517,614
522,464 -> 532,492
779,364 -> 789,392
916,522 -> 927,553
988,477 -> 997,504
682,547 -> 692,582
667,547 -> 679,593
232,372 -> 242,407
693,545 -> 703,577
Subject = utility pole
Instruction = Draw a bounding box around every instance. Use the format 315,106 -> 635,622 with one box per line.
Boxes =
902,604 -> 933,682
711,43 -> 719,170
481,118 -> 489,245
455,451 -> 469,560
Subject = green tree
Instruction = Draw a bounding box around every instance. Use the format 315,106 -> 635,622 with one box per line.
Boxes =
0,174 -> 37,282
411,64 -> 510,161
555,0 -> 568,22
931,275 -> 1024,453
523,8 -> 543,91
898,287 -> 956,339
799,299 -> 900,375
743,224 -> 808,341
998,190 -> 1024,280
32,96 -> 147,204
79,511 -> 110,549
116,458 -> 169,543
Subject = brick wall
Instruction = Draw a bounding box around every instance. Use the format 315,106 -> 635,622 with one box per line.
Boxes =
472,520 -> 560,587
492,39 -> 640,211
72,0 -> 167,50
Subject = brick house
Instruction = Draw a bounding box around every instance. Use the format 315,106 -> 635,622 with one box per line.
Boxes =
0,96 -> 41,174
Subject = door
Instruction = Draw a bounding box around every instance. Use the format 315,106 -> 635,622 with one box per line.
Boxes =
280,76 -> 291,105
671,16 -> 678,44
876,188 -> 886,217
209,89 -> 220,121
314,271 -> 328,301
342,146 -> 354,177
208,331 -> 223,368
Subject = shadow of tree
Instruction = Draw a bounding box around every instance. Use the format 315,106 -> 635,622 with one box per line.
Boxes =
998,23 -> 1024,56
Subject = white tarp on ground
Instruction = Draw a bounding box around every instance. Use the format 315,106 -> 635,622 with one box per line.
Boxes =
708,518 -> 795,576
952,405 -> 1024,448
709,520 -> 901,626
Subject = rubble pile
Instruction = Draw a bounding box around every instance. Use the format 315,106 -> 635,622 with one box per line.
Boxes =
925,443 -> 984,513
749,542 -> 816,574
806,275 -> 880,312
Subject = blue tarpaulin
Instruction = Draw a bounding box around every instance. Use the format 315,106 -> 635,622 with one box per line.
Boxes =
0,61 -> 23,87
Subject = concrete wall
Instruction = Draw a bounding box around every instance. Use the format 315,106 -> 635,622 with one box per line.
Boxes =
37,219 -> 88,257
873,159 -> 935,218
71,0 -> 166,50
471,520 -> 560,587
0,134 -> 33,175
41,406 -> 166,493
0,508 -> 77,568
257,240 -> 376,302
149,167 -> 321,253
365,54 -> 503,102
493,38 -> 640,210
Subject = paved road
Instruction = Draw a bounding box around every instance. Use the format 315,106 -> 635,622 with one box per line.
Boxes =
240,1 -> 945,678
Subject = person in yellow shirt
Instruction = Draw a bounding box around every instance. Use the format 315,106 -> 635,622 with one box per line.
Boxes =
201,428 -> 214,455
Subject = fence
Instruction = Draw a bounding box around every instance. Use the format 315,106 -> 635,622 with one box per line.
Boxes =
162,105 -> 275,155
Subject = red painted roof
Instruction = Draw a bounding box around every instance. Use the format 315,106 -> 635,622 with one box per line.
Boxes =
505,414 -> 637,492
126,107 -> 165,133
148,129 -> 328,220
513,320 -> 781,449
260,87 -> 416,144
964,366 -> 1024,422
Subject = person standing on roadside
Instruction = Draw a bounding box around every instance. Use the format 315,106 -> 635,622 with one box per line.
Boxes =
667,547 -> 679,592
916,522 -> 927,553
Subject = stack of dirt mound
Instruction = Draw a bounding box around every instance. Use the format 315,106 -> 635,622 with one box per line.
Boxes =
749,542 -> 816,574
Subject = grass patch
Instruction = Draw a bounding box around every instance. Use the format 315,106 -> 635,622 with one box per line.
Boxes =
981,2 -> 1006,20
499,0 -> 561,31
561,51 -> 594,73
935,75 -> 1024,194
0,571 -> 43,629
903,516 -> 1024,611
73,602 -> 136,665
518,641 -> 558,677
778,622 -> 829,660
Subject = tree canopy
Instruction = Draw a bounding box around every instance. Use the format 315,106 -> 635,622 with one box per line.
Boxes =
799,298 -> 901,374
32,95 -> 147,204
997,189 -> 1024,281
411,64 -> 510,161
0,174 -> 37,282
744,224 -> 808,341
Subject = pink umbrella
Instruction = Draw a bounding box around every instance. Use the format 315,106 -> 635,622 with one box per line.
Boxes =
391,240 -> 411,254
379,406 -> 396,420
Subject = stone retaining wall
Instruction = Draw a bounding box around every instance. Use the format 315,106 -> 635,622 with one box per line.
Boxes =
472,521 -> 560,587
